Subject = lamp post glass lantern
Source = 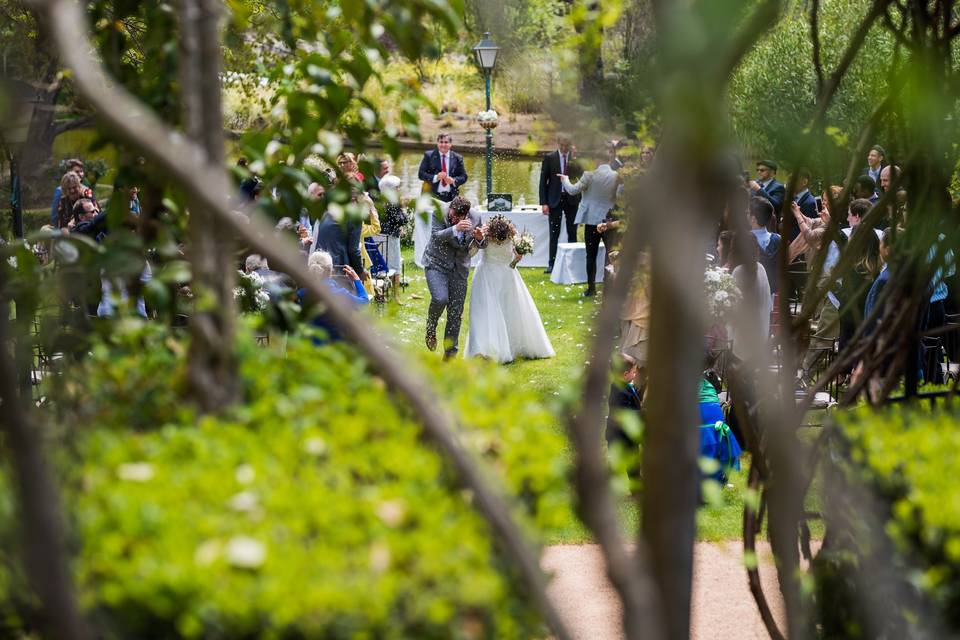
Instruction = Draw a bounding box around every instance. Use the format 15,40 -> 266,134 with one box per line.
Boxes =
473,32 -> 499,198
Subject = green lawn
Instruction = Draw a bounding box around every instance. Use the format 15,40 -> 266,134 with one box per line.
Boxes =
373,248 -> 758,543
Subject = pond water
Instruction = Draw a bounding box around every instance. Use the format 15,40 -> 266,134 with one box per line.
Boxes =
394,150 -> 543,205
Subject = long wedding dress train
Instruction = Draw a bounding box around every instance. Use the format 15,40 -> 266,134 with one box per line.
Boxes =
465,240 -> 555,363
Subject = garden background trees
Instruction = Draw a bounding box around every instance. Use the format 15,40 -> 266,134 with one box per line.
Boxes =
3,0 -> 960,639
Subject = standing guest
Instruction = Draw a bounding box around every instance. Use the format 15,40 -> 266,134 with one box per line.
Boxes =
853,175 -> 879,203
50,159 -> 90,225
56,172 -> 87,228
377,158 -> 394,186
747,197 -> 781,295
539,134 -> 582,273
879,164 -> 901,194
639,145 -> 656,171
337,153 -> 364,182
729,231 -> 772,364
378,174 -> 407,291
310,195 -> 365,277
863,145 -> 886,189
716,230 -> 735,268
417,133 -> 467,203
748,159 -> 785,218
836,229 -> 881,355
791,168 -> 818,240
605,354 -> 644,477
560,142 -> 621,297
357,190 -> 382,277
423,196 -> 486,360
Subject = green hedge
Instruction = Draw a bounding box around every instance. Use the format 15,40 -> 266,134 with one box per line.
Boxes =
0,322 -> 573,638
816,405 -> 960,636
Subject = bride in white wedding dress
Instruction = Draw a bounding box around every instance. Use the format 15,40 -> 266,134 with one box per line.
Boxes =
465,215 -> 555,363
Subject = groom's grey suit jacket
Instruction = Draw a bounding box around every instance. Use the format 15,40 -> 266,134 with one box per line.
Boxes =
422,210 -> 486,278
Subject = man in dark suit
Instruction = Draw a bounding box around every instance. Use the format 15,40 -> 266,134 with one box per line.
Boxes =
423,197 -> 486,360
310,199 -> 364,277
748,159 -> 785,220
418,133 -> 468,202
539,134 -> 582,272
790,167 -> 818,240
863,144 -> 885,192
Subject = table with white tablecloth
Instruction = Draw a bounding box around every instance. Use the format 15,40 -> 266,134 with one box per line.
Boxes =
550,242 -> 606,285
413,205 -> 570,269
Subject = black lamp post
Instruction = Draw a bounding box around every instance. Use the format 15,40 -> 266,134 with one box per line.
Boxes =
4,97 -> 36,239
472,32 -> 499,198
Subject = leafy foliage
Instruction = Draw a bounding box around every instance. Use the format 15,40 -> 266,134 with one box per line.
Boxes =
728,0 -> 895,177
816,405 -> 960,636
0,322 -> 573,637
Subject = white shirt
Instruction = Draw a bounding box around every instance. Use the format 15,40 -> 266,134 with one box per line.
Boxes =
434,152 -> 451,193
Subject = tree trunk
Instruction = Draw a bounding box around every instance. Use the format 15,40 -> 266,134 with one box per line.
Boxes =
181,0 -> 237,412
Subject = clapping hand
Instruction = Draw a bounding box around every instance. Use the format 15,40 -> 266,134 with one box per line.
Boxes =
454,219 -> 473,232
472,226 -> 484,241
342,265 -> 361,281
791,201 -> 803,221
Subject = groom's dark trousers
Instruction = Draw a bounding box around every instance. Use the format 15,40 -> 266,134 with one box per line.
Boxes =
422,208 -> 486,356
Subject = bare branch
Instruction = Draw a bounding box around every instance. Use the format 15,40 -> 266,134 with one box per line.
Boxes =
28,0 -> 573,637
52,114 -> 95,136
810,0 -> 825,94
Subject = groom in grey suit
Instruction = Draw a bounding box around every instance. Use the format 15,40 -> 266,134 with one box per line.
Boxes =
423,196 -> 486,360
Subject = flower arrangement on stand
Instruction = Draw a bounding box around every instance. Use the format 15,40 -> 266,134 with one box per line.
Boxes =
234,270 -> 270,313
477,109 -> 499,130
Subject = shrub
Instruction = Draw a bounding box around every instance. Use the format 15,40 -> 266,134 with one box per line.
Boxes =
1,322 -> 573,638
816,405 -> 960,636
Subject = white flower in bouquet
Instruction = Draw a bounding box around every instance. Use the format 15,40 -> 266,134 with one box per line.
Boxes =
513,232 -> 535,256
703,266 -> 740,320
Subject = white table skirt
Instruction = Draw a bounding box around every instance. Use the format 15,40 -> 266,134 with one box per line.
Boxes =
550,242 -> 606,285
414,203 -> 570,268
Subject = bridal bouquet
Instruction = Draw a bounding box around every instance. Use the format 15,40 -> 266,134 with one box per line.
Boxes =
704,266 -> 740,321
513,231 -> 534,256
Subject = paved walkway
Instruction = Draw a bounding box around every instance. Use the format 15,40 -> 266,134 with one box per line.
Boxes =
542,542 -> 787,639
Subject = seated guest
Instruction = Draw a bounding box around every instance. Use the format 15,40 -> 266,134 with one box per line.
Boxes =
605,355 -> 644,481
245,254 -> 292,299
841,198 -> 876,238
50,159 -> 89,225
837,229 -> 881,355
300,250 -> 368,343
56,172 -> 87,228
378,174 -> 407,299
747,197 -> 781,295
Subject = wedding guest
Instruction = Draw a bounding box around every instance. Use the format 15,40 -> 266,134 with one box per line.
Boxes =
747,197 -> 781,295
301,249 -> 368,344
879,164 -> 900,194
837,228 -> 881,355
791,168 -> 818,239
560,142 -> 621,297
863,144 -> 886,189
639,145 -> 656,171
56,172 -> 88,228
841,198 -> 875,238
423,196 -> 485,360
337,152 -> 364,182
311,194 -> 364,277
729,231 -> 772,364
716,230 -> 735,268
50,159 -> 87,225
605,354 -> 644,476
417,133 -> 467,203
748,159 -> 785,216
539,134 -> 582,272
620,252 -> 651,369
852,175 -> 878,203
378,174 -> 407,296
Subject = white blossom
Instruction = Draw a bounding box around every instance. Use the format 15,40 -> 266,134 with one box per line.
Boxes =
226,536 -> 266,569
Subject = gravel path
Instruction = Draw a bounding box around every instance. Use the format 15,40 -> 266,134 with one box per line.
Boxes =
542,542 -> 788,640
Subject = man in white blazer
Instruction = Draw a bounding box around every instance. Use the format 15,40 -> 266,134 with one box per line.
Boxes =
560,143 -> 621,297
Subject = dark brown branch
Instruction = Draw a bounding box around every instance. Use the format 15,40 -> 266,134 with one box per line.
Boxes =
0,300 -> 88,639
742,465 -> 785,640
810,0 -> 825,94
52,114 -> 95,136
567,178 -> 666,640
29,1 -> 573,637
